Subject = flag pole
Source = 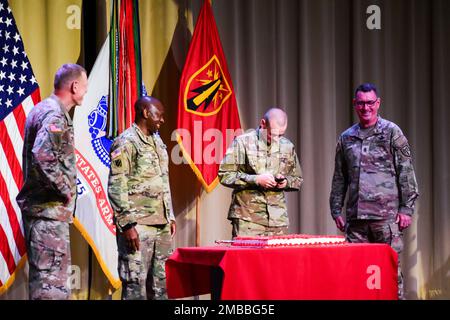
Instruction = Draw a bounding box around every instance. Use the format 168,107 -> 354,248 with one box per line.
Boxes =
196,193 -> 201,246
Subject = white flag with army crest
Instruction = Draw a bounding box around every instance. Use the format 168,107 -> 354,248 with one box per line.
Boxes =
73,36 -> 120,289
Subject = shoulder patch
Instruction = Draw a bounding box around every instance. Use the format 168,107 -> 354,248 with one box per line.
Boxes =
113,158 -> 123,168
393,135 -> 412,158
400,145 -> 411,158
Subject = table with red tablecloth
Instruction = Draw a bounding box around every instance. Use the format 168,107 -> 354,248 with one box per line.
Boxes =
166,243 -> 398,300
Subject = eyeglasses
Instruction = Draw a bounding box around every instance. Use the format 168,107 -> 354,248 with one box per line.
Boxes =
354,99 -> 378,108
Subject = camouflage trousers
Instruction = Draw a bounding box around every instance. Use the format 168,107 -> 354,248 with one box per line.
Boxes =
117,224 -> 173,300
23,216 -> 71,300
346,219 -> 404,300
231,219 -> 288,238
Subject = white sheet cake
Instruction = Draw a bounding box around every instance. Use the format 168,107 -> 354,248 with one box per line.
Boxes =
231,234 -> 346,247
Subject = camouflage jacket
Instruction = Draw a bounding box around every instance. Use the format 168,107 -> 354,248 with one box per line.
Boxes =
219,129 -> 303,227
330,117 -> 419,221
16,95 -> 77,222
108,123 -> 175,231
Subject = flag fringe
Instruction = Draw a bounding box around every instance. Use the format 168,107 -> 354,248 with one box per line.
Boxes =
0,255 -> 27,296
73,218 -> 122,290
175,132 -> 219,193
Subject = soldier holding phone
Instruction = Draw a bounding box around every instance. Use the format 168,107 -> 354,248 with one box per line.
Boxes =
219,108 -> 303,238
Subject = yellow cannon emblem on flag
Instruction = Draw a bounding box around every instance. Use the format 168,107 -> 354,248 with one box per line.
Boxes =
184,55 -> 232,116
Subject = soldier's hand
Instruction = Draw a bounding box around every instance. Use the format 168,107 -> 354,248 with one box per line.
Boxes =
396,213 -> 412,231
170,221 -> 176,239
124,227 -> 140,252
275,174 -> 287,189
256,173 -> 277,189
334,216 -> 346,232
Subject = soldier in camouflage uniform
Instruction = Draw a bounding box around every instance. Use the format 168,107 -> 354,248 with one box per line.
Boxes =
108,96 -> 176,300
16,64 -> 88,300
219,108 -> 303,237
330,83 -> 419,299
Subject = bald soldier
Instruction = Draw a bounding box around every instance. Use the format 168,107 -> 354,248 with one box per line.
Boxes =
330,83 -> 419,299
17,64 -> 88,299
219,108 -> 303,237
108,96 -> 176,300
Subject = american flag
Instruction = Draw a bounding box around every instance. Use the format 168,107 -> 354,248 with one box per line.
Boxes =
0,0 -> 40,294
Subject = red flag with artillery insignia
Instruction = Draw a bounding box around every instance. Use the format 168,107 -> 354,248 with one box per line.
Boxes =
176,0 -> 241,193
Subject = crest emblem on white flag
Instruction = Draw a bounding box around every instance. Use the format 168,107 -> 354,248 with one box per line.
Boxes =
73,36 -> 120,288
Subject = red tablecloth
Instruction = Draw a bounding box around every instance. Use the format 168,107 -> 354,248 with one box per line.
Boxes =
166,243 -> 398,300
